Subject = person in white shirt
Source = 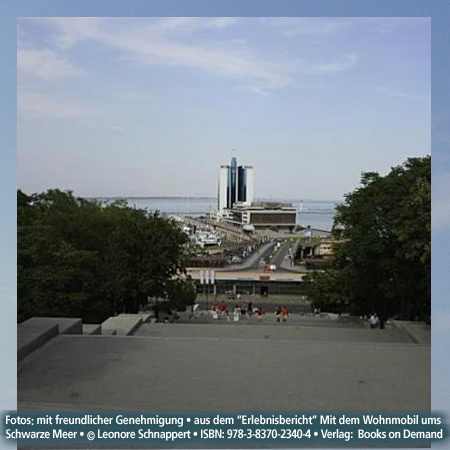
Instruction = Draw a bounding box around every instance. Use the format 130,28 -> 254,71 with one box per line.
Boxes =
233,305 -> 241,322
369,313 -> 379,329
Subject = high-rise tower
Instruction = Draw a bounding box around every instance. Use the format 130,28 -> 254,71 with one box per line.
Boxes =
244,165 -> 254,205
217,157 -> 254,214
228,157 -> 238,209
217,165 -> 229,212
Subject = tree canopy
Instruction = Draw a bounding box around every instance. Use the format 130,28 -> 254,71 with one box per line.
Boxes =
304,156 -> 430,321
18,189 -> 196,323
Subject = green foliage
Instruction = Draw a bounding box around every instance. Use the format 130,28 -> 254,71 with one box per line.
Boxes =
307,156 -> 430,321
304,268 -> 352,313
18,189 -> 195,323
164,278 -> 197,312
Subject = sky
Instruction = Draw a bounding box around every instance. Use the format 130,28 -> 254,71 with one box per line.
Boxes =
17,17 -> 430,200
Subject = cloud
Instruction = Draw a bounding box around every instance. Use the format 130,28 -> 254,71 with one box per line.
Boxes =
18,92 -> 92,119
295,53 -> 358,75
109,124 -> 125,134
375,86 -> 428,100
23,18 -> 357,93
17,47 -> 84,80
155,17 -> 239,32
261,17 -> 353,37
47,18 -> 292,90
17,91 -> 128,136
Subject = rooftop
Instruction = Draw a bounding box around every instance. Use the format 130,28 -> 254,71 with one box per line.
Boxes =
232,201 -> 295,210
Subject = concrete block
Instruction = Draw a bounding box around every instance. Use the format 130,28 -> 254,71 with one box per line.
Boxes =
102,329 -> 117,335
83,324 -> 101,335
22,317 -> 82,334
18,317 -> 82,361
138,313 -> 152,323
101,314 -> 143,335
18,319 -> 58,361
56,318 -> 83,334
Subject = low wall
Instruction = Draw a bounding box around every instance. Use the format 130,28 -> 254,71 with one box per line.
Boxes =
101,314 -> 143,336
18,317 -> 82,361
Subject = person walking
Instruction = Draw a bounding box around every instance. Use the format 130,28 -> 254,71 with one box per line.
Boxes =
378,313 -> 386,329
233,305 -> 241,322
369,313 -> 379,329
275,306 -> 282,322
281,306 -> 289,322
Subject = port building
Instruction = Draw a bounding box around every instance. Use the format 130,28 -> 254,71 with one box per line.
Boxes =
224,201 -> 297,231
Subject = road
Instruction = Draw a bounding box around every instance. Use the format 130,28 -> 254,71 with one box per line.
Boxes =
246,239 -> 300,273
218,240 -> 276,272
193,238 -> 303,274
271,240 -> 292,267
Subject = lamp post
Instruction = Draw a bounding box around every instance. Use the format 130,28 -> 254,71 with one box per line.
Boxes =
205,269 -> 210,307
211,270 -> 216,300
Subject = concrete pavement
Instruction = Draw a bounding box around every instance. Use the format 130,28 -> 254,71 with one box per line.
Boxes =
135,322 -> 414,343
18,320 -> 429,412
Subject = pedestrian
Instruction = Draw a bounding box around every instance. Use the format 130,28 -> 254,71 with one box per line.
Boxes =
154,303 -> 160,322
368,313 -> 378,329
275,306 -> 282,322
224,304 -> 230,320
281,306 -> 289,322
233,305 -> 241,322
247,302 -> 253,317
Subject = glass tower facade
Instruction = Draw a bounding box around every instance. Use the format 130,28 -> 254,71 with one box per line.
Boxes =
237,165 -> 247,202
218,157 -> 254,212
228,157 -> 237,208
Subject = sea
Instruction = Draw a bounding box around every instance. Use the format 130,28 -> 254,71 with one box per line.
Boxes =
94,197 -> 337,231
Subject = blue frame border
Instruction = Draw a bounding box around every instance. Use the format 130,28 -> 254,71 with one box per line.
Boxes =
1,3 -> 448,449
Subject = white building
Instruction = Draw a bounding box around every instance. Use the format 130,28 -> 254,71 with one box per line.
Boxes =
244,165 -> 255,205
223,202 -> 297,231
218,165 -> 229,213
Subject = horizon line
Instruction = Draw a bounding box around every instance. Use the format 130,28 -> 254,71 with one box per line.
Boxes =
83,195 -> 340,203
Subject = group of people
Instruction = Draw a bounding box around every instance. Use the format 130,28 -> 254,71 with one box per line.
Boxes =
275,306 -> 289,322
209,301 -> 269,321
368,313 -> 386,329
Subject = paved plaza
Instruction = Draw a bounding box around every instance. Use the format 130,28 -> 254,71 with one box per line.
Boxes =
135,321 -> 414,343
18,318 -> 430,412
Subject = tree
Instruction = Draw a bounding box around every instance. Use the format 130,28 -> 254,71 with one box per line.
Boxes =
164,277 -> 197,312
306,156 -> 430,321
18,189 -> 195,323
303,268 -> 352,313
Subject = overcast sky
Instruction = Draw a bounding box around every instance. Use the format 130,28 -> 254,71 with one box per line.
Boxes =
17,17 -> 430,200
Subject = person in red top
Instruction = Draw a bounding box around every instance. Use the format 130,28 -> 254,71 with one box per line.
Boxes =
281,306 -> 289,322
